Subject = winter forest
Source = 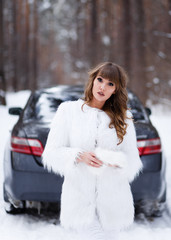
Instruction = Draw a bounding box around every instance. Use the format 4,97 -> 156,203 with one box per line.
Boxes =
0,0 -> 171,106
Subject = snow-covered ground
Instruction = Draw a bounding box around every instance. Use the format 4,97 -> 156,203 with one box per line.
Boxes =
0,91 -> 171,240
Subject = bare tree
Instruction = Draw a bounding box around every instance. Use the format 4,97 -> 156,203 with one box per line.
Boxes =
120,0 -> 132,73
0,0 -> 6,105
24,0 -> 30,89
11,0 -> 18,91
131,0 -> 147,104
90,0 -> 98,66
32,0 -> 38,90
2,0 -> 171,104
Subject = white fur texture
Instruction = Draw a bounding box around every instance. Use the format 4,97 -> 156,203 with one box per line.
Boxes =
42,99 -> 143,231
95,147 -> 127,167
87,148 -> 127,175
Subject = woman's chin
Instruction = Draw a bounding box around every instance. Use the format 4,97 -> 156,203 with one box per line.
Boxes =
94,95 -> 106,103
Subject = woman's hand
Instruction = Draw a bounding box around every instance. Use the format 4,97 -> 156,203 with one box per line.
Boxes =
76,152 -> 103,168
107,163 -> 121,168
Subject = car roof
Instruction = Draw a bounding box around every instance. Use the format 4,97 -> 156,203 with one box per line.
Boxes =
37,85 -> 84,95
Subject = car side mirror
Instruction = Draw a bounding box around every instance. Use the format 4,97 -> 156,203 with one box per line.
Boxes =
9,107 -> 23,116
145,107 -> 152,116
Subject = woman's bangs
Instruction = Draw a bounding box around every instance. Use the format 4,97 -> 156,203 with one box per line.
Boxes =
98,66 -> 117,83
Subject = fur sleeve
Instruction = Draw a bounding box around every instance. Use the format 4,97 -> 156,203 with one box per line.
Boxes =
42,102 -> 82,176
94,111 -> 142,182
118,110 -> 143,182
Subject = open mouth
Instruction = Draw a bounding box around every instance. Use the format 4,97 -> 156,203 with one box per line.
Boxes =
97,91 -> 105,96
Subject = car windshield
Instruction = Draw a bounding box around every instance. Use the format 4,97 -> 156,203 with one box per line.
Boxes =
23,88 -> 146,123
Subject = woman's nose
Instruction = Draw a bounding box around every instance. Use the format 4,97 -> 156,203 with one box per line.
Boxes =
100,84 -> 105,91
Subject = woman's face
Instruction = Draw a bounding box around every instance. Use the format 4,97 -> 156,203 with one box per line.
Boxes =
92,75 -> 116,104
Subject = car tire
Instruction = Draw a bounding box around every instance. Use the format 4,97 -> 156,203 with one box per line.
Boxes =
4,201 -> 25,214
147,189 -> 167,217
160,188 -> 167,203
135,188 -> 167,217
150,188 -> 167,217
3,185 -> 25,214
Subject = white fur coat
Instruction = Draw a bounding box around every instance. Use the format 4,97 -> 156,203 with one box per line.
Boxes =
42,99 -> 142,231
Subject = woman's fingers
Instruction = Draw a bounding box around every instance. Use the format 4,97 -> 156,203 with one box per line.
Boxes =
77,151 -> 122,169
89,152 -> 96,157
89,153 -> 103,165
89,160 -> 101,168
76,152 -> 103,168
108,163 -> 121,168
89,156 -> 103,168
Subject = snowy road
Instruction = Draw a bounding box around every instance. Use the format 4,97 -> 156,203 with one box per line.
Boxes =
0,91 -> 171,240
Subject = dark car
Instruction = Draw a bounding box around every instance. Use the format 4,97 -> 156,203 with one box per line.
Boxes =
3,85 -> 166,216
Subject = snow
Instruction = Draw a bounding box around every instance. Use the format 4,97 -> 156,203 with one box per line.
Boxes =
102,36 -> 111,46
153,77 -> 160,84
146,66 -> 155,72
54,0 -> 66,15
158,51 -> 166,59
153,31 -> 171,39
0,91 -> 171,240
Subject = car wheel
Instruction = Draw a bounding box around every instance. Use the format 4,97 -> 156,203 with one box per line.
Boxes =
3,185 -> 25,214
150,189 -> 167,217
135,189 -> 167,217
150,203 -> 166,217
147,189 -> 167,217
4,201 -> 25,214
160,188 -> 167,203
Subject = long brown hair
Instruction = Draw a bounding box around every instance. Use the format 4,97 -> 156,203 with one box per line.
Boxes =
84,62 -> 129,145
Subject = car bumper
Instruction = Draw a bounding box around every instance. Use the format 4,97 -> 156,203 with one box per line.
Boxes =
131,153 -> 166,203
5,169 -> 166,205
4,151 -> 166,204
131,171 -> 166,202
4,169 -> 64,202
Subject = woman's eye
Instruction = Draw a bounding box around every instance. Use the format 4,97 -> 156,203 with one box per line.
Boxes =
97,77 -> 102,82
109,82 -> 114,86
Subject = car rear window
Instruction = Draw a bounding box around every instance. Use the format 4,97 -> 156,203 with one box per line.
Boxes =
23,89 -> 146,122
23,91 -> 83,122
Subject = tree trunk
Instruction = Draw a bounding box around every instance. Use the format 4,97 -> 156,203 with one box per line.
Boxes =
32,0 -> 38,90
0,0 -> 6,105
12,0 -> 18,91
117,0 -> 132,74
122,0 -> 132,74
24,0 -> 30,89
131,0 -> 147,104
90,0 -> 98,66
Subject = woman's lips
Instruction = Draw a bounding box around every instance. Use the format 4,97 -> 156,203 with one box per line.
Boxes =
97,91 -> 105,96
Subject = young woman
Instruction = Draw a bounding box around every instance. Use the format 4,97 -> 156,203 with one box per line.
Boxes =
42,62 -> 142,233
